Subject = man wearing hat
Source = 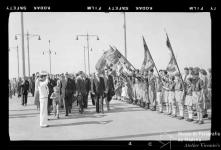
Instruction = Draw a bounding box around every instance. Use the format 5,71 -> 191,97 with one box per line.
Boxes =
21,76 -> 30,106
174,72 -> 184,119
192,68 -> 204,124
38,71 -> 49,127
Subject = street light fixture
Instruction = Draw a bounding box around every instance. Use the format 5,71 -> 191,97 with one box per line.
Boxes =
43,40 -> 56,74
15,32 -> 41,77
75,33 -> 99,74
9,45 -> 20,79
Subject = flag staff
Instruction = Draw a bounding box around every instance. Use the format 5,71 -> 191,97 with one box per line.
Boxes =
142,36 -> 162,81
164,29 -> 185,87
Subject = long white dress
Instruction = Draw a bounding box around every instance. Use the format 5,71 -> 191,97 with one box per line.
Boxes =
121,83 -> 128,98
38,79 -> 49,127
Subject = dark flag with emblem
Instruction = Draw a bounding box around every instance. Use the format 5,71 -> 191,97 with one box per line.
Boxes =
165,31 -> 185,88
166,33 -> 178,73
141,36 -> 155,73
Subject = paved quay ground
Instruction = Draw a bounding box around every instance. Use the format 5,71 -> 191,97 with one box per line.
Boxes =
9,94 -> 211,141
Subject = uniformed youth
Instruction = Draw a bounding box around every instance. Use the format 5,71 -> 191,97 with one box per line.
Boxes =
192,68 -> 204,124
184,74 -> 194,122
156,70 -> 164,113
162,70 -> 170,114
148,69 -> 156,111
199,69 -> 209,119
168,75 -> 175,116
174,72 -> 184,119
207,68 -> 211,119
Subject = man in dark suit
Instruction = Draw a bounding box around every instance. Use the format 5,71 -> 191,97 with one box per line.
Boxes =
76,71 -> 86,114
84,75 -> 91,108
21,77 -> 29,106
47,75 -> 56,115
64,73 -> 75,116
91,71 -> 105,113
106,69 -> 115,111
90,74 -> 96,106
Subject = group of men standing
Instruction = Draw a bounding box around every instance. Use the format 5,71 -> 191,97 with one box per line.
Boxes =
9,76 -> 35,106
32,68 -> 115,118
114,67 -> 211,125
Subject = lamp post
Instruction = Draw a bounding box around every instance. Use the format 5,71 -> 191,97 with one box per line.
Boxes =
43,40 -> 56,74
15,32 -> 41,77
83,46 -> 87,73
105,12 -> 127,58
76,33 -> 99,74
9,45 -> 20,79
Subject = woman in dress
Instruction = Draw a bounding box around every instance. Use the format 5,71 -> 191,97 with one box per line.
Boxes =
34,73 -> 40,110
38,71 -> 49,128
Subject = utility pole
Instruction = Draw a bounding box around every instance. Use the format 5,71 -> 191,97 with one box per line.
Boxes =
76,33 -> 99,74
43,40 -> 56,74
21,12 -> 25,78
16,31 -> 40,77
83,46 -> 87,73
26,31 -> 41,77
9,45 -> 20,79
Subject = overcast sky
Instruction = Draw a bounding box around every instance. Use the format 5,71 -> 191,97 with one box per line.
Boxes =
8,12 -> 211,78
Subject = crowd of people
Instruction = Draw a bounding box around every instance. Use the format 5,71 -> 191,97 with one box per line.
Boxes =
9,68 -> 115,128
114,67 -> 211,125
9,66 -> 211,127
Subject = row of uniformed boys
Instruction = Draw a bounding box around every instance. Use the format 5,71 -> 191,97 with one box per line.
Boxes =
116,67 -> 211,125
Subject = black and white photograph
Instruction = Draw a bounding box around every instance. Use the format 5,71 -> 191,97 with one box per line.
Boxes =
7,10 -> 215,145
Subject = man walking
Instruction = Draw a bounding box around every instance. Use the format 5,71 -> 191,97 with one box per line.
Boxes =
76,71 -> 86,114
92,71 -> 105,113
106,69 -> 115,111
60,74 -> 67,110
21,77 -> 29,106
84,74 -> 91,108
65,73 -> 75,116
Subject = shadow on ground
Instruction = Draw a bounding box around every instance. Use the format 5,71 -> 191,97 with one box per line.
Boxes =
49,120 -> 113,127
85,128 -> 211,140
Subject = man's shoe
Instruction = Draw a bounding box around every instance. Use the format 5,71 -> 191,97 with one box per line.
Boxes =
178,116 -> 184,120
41,125 -> 49,128
194,120 -> 199,124
167,112 -> 172,115
203,114 -> 208,118
186,118 -> 193,122
171,115 -> 177,118
198,120 -> 204,124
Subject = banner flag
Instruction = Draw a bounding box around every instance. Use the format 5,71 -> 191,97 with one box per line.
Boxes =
141,36 -> 155,73
165,33 -> 179,74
